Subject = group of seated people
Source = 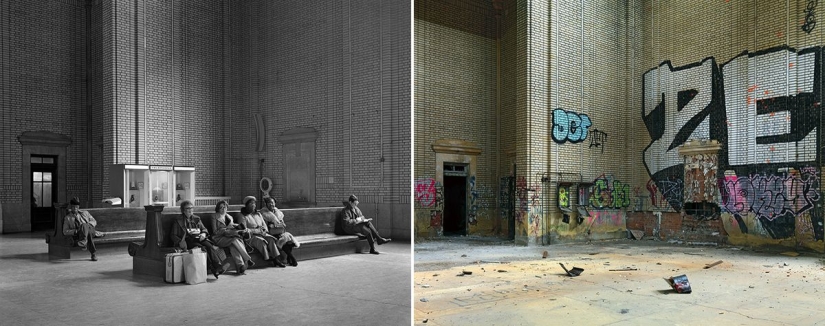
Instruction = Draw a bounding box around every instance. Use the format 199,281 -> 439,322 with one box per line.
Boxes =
62,194 -> 391,280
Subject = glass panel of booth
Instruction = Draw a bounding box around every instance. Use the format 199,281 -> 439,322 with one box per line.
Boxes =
109,164 -> 150,208
173,166 -> 195,207
149,165 -> 173,206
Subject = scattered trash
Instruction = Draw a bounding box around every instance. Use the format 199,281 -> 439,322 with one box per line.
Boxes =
423,319 -> 428,323
629,229 -> 644,240
664,274 -> 692,293
480,260 -> 507,264
462,270 -> 473,275
498,269 -> 507,273
609,267 -> 638,271
620,308 -> 630,314
420,298 -> 429,302
542,250 -> 549,258
656,262 -> 662,265
461,254 -> 467,257
421,284 -> 431,288
560,263 -> 584,277
780,252 -> 800,257
704,260 -> 723,269
749,285 -> 755,288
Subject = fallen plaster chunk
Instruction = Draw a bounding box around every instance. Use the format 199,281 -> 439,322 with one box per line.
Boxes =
704,260 -> 723,269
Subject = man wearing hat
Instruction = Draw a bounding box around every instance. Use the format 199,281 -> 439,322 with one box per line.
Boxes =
62,197 -> 104,261
340,194 -> 391,254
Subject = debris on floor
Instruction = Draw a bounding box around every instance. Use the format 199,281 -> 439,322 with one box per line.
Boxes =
629,229 -> 644,240
498,269 -> 507,273
664,274 -> 692,293
420,298 -> 429,302
560,263 -> 584,277
462,270 -> 473,275
542,250 -> 548,258
704,260 -> 723,269
461,254 -> 467,257
609,267 -> 638,271
780,252 -> 800,257
620,308 -> 630,314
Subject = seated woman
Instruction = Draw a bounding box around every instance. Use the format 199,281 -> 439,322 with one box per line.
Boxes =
260,197 -> 301,267
239,196 -> 286,268
169,200 -> 226,279
208,200 -> 255,275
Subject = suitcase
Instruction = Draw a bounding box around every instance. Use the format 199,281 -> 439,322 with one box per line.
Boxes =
164,252 -> 186,283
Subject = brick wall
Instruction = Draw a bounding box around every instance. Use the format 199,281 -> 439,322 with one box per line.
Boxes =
228,0 -> 411,239
1,0 -> 411,239
0,0 -> 87,231
414,0 -> 498,237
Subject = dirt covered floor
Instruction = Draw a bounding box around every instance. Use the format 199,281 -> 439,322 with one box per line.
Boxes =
414,237 -> 825,326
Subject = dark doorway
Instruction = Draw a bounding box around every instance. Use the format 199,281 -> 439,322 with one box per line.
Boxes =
31,155 -> 57,231
443,172 -> 467,236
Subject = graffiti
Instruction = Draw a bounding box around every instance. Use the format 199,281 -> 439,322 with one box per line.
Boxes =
588,128 -> 608,153
469,176 -> 479,225
558,185 -> 571,209
720,169 -> 820,222
528,183 -> 543,237
415,178 -> 438,207
430,210 -> 442,228
552,109 -> 592,143
802,0 -> 818,34
499,177 -> 512,220
585,210 -> 625,229
515,176 -> 529,227
584,175 -> 631,209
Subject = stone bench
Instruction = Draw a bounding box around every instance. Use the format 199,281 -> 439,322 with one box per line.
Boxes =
129,205 -> 368,277
45,203 -> 147,259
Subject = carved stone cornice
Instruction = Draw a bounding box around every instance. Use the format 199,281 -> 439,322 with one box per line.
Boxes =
431,139 -> 482,156
17,131 -> 72,147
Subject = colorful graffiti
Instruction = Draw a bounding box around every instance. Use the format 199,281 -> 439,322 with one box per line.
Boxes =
643,45 -> 824,240
558,185 -> 571,209
720,168 -> 820,222
582,175 -> 631,209
415,178 -> 438,207
552,109 -> 592,143
585,210 -> 625,229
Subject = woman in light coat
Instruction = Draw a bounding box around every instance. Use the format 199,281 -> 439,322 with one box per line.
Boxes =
209,200 -> 255,275
239,196 -> 286,268
260,197 -> 300,266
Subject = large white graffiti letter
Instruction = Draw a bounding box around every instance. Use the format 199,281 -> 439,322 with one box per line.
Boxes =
642,59 -> 716,177
722,48 -> 818,165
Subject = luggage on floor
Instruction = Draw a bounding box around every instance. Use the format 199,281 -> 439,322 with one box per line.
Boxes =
183,249 -> 207,285
164,252 -> 186,283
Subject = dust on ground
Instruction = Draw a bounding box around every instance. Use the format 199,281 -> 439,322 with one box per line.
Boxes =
414,236 -> 825,326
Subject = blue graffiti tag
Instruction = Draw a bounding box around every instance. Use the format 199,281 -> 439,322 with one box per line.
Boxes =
552,109 -> 592,143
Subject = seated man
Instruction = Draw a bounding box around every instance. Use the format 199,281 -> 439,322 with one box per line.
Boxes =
169,200 -> 226,279
340,194 -> 391,254
62,197 -> 104,261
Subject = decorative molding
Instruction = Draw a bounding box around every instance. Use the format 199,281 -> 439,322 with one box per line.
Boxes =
17,131 -> 72,147
431,139 -> 482,156
678,139 -> 722,156
278,127 -> 318,144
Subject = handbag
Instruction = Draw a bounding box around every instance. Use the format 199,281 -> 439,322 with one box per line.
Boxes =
183,249 -> 207,285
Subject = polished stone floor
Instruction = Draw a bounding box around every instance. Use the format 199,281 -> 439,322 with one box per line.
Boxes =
0,231 -> 411,326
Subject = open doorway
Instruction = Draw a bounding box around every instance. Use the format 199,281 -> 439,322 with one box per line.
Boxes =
31,155 -> 57,231
443,163 -> 467,236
